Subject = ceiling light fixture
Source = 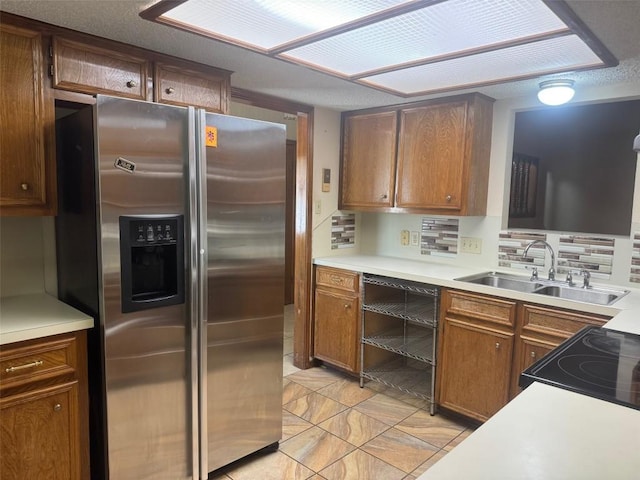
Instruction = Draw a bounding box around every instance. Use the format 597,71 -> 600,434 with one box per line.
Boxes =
537,79 -> 575,106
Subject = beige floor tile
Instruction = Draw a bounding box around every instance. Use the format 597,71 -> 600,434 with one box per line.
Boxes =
286,366 -> 343,391
283,378 -> 314,405
282,410 -> 313,442
361,427 -> 439,473
319,449 -> 406,480
410,450 -> 448,477
280,426 -> 356,472
284,391 -> 349,424
396,410 -> 466,448
318,408 -> 390,447
316,378 -> 376,407
353,393 -> 419,426
208,471 -> 232,480
225,450 -> 314,480
284,354 -> 301,376
443,428 -> 473,451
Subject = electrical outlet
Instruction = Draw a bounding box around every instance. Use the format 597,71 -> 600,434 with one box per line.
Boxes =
410,231 -> 419,246
314,200 -> 321,214
460,236 -> 482,254
400,230 -> 410,246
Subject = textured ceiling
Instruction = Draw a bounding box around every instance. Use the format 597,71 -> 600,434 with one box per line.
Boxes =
1,0 -> 639,111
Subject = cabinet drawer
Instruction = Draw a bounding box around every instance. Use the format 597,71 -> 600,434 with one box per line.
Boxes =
520,304 -> 608,339
154,62 -> 229,112
52,36 -> 148,99
0,335 -> 77,391
316,267 -> 359,293
445,290 -> 516,328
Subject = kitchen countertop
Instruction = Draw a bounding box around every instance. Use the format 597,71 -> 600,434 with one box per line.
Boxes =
314,254 -> 640,479
0,293 -> 94,345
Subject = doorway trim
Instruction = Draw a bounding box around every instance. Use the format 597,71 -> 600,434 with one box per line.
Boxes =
231,87 -> 314,369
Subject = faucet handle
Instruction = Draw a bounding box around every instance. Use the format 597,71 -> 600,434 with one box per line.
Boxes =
580,269 -> 591,288
565,270 -> 575,286
525,265 -> 538,280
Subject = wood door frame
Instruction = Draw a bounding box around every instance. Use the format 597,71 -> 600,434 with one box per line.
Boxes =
231,87 -> 314,369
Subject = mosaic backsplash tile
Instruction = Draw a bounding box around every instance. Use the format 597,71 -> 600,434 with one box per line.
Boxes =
558,235 -> 613,279
498,231 -> 547,270
420,218 -> 458,257
331,213 -> 355,249
631,233 -> 640,283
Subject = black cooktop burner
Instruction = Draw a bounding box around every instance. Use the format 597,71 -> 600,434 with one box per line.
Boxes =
520,326 -> 640,410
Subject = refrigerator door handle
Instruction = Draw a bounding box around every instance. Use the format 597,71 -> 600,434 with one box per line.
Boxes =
194,108 -> 210,480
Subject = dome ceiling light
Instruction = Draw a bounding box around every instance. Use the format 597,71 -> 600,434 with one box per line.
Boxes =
141,0 -> 617,98
537,79 -> 575,106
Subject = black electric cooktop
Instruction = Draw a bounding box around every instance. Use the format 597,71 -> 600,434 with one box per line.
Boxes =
520,326 -> 640,410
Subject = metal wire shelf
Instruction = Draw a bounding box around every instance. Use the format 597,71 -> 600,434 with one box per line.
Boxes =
362,300 -> 436,326
363,274 -> 440,297
361,358 -> 434,405
362,328 -> 435,364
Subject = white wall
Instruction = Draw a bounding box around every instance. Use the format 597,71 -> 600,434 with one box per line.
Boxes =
314,80 -> 640,288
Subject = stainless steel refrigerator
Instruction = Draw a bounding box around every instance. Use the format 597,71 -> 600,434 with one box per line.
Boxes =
55,95 -> 285,479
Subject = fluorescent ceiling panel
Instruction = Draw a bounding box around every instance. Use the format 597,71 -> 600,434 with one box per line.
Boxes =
144,0 -> 616,97
360,35 -> 603,94
282,0 -> 569,76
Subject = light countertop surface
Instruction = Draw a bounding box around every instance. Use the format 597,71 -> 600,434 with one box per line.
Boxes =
314,254 -> 640,479
0,293 -> 94,345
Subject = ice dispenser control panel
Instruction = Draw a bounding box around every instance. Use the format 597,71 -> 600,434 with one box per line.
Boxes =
119,215 -> 185,313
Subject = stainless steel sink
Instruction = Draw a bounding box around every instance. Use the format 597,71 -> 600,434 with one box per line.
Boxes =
534,285 -> 629,306
455,271 -> 543,293
455,271 -> 629,306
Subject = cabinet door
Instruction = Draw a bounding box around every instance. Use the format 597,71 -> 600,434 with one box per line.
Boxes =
0,382 -> 80,480
396,101 -> 468,210
0,24 -> 56,215
438,319 -> 513,422
314,289 -> 359,372
340,111 -> 397,210
52,36 -> 148,99
154,62 -> 230,113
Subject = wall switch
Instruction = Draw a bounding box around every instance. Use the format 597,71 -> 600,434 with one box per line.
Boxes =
410,231 -> 419,246
400,230 -> 410,246
460,236 -> 482,254
314,200 -> 321,215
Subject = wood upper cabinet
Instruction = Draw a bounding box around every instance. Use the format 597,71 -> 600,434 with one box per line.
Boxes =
52,36 -> 149,99
0,23 -> 56,216
154,61 -> 230,113
339,93 -> 494,214
340,111 -> 397,209
313,266 -> 361,373
0,331 -> 89,480
437,290 -> 516,422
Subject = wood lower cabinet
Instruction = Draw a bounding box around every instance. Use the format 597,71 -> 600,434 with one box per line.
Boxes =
0,331 -> 89,480
154,60 -> 230,113
313,266 -> 360,373
0,23 -> 56,215
339,93 -> 494,215
510,303 -> 609,397
437,290 -> 516,422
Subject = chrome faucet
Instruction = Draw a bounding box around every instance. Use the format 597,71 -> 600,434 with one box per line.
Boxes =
522,240 -> 556,281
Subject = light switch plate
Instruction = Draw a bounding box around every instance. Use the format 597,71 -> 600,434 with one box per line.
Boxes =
410,231 -> 419,246
400,230 -> 410,246
460,236 -> 482,254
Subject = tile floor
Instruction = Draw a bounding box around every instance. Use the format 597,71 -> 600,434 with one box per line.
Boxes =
210,305 -> 474,480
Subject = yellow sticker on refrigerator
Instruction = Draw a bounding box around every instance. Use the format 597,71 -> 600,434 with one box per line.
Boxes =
205,126 -> 218,147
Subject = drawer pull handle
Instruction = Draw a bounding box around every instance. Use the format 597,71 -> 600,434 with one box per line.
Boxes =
5,360 -> 43,373
126,80 -> 137,88
166,87 -> 175,94
330,275 -> 343,284
53,404 -> 62,412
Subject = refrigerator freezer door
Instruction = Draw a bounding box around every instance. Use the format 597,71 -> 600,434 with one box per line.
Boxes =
201,113 -> 285,473
95,96 -> 194,479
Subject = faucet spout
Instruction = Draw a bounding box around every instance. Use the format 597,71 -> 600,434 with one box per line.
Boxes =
522,240 -> 556,281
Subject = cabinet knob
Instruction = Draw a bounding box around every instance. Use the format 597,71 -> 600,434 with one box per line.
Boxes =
126,80 -> 137,88
380,194 -> 388,200
530,351 -> 536,358
53,403 -> 62,412
166,87 -> 175,94
344,304 -> 350,309
495,342 -> 500,349
20,183 -> 29,191
445,195 -> 452,202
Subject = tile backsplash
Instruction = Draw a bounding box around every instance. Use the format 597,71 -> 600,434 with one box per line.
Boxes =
498,231 -> 547,270
331,213 -> 355,249
420,218 -> 459,257
557,235 -> 614,279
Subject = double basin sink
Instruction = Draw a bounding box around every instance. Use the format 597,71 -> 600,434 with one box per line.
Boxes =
455,271 -> 629,306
